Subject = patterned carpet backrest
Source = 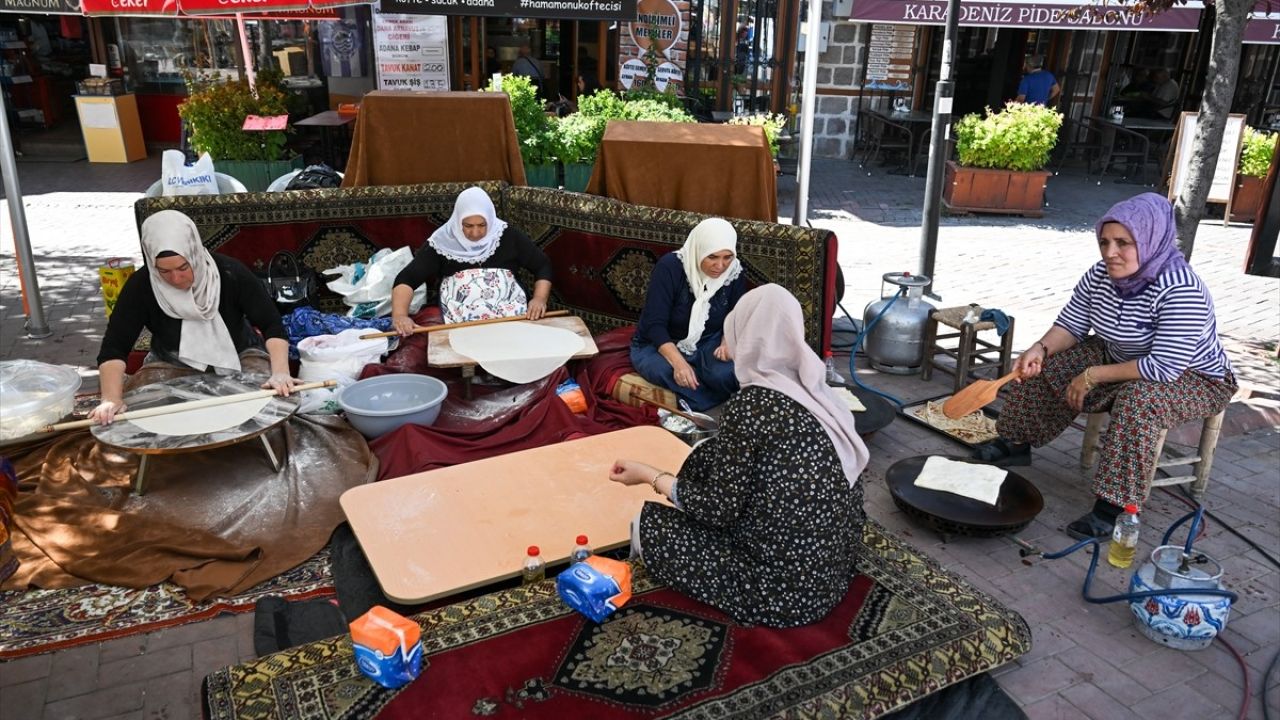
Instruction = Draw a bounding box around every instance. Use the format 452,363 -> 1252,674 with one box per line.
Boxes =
135,183 -> 837,352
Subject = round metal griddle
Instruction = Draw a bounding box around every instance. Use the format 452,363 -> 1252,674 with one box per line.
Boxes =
845,385 -> 896,438
886,455 -> 1043,540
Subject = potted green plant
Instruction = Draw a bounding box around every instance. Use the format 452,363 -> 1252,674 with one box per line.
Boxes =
488,74 -> 558,187
946,103 -> 1063,217
554,90 -> 696,192
1230,127 -> 1278,224
728,112 -> 788,173
178,73 -> 303,192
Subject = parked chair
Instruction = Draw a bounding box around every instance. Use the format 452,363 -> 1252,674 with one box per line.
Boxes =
858,113 -> 912,175
144,173 -> 248,198
1053,117 -> 1103,180
1080,410 -> 1225,502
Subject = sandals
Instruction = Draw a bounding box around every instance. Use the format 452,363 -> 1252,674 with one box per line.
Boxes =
1066,511 -> 1115,541
970,438 -> 1032,467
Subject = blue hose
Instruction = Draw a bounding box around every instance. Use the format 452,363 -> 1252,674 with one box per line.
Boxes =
1161,505 -> 1206,558
1040,508 -> 1238,605
842,292 -> 905,408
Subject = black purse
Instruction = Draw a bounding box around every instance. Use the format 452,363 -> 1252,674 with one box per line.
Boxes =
260,251 -> 319,314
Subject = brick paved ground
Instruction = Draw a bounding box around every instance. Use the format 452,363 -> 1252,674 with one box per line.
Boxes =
1,157 -> 1277,720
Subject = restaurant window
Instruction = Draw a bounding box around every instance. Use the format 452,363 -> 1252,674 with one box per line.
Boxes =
117,17 -> 240,94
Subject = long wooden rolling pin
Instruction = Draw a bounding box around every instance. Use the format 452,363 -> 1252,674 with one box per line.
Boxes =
359,310 -> 571,340
42,379 -> 337,433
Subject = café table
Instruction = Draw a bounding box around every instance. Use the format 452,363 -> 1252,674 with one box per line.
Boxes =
294,110 -> 355,171
1086,115 -> 1175,186
857,109 -> 935,177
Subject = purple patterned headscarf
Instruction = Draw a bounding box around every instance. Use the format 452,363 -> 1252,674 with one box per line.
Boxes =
1095,193 -> 1189,299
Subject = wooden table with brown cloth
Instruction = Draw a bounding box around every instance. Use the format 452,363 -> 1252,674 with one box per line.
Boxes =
585,121 -> 778,223
340,92 -> 528,188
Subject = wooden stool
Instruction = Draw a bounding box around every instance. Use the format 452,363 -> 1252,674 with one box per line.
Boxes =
921,306 -> 1016,393
1080,410 -> 1225,501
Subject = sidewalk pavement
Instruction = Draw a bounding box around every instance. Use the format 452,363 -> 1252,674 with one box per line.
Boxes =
1,157 -> 1277,720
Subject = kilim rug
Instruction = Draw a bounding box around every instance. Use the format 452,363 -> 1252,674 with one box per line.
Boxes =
0,549 -> 332,660
203,523 -> 1030,719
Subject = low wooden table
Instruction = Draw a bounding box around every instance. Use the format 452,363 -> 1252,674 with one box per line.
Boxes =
427,315 -> 599,398
339,425 -> 690,604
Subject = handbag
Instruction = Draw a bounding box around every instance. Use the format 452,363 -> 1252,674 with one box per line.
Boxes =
260,251 -> 319,314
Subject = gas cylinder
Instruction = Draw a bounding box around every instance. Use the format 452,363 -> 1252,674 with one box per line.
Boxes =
1128,545 -> 1232,651
863,272 -> 934,375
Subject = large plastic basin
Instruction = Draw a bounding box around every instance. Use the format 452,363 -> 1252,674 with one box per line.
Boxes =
0,360 -> 82,440
337,374 -> 449,439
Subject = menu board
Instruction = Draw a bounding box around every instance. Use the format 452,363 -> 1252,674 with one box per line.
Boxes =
373,12 -> 451,92
1168,112 -> 1246,205
865,24 -> 916,91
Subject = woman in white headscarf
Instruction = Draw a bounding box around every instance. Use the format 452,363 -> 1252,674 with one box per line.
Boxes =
631,218 -> 747,411
91,210 -> 295,424
610,284 -> 869,627
390,187 -> 554,333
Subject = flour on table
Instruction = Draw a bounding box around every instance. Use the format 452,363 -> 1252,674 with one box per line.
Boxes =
128,395 -> 274,436
448,322 -> 585,384
912,455 -> 1007,506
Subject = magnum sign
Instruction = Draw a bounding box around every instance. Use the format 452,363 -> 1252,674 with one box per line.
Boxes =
0,0 -> 80,14
378,0 -> 637,20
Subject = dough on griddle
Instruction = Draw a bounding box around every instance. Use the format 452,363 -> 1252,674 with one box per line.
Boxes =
129,395 -> 274,436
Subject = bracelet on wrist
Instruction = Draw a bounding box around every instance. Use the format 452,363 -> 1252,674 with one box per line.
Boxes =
652,471 -> 675,494
1083,367 -> 1097,391
1035,340 -> 1050,356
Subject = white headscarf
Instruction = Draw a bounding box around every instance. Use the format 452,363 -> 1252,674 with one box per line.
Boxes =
426,187 -> 508,264
725,284 -> 869,486
140,210 -> 240,373
675,218 -> 742,354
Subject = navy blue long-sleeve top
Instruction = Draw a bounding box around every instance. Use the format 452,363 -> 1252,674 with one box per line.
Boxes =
635,253 -> 747,349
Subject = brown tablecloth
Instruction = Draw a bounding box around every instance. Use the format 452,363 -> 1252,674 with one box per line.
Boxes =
585,121 -> 777,222
341,91 -> 527,187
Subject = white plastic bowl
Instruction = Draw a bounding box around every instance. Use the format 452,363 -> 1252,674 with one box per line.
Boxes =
0,360 -> 82,440
337,374 -> 449,439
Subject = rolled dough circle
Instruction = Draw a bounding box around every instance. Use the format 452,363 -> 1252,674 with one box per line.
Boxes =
449,322 -> 586,384
128,395 -> 275,436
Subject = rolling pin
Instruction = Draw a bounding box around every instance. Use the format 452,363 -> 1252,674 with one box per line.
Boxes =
359,310 -> 571,340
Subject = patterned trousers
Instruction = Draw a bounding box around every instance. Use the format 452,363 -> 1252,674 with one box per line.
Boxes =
996,337 -> 1236,506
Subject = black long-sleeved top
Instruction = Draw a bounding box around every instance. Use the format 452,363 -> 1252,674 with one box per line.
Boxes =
392,228 -> 553,292
97,254 -> 287,366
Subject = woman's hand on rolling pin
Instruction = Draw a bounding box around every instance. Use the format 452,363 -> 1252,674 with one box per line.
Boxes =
1013,343 -> 1046,380
609,460 -> 658,486
263,373 -> 298,397
391,313 -> 416,337
713,338 -> 731,362
670,356 -> 699,390
526,297 -> 548,321
89,400 -> 127,426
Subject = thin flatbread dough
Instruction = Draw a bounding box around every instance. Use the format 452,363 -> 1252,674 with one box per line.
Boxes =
128,395 -> 274,436
913,455 -> 1007,506
449,322 -> 586,384
831,386 -> 867,412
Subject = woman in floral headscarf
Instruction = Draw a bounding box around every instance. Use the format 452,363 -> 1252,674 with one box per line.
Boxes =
390,187 -> 553,333
971,193 -> 1235,539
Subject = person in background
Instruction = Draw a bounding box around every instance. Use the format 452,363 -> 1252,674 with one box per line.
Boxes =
1015,54 -> 1060,107
510,41 -> 545,99
1147,68 -> 1181,120
609,284 -> 869,628
970,194 -> 1235,540
390,187 -> 553,332
91,210 -> 296,425
484,46 -> 500,79
630,218 -> 747,411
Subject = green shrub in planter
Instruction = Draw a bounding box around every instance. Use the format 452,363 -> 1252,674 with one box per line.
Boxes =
216,157 -> 305,192
954,103 -> 1063,172
727,112 -> 788,156
179,73 -> 293,163
1240,127 -> 1278,179
487,74 -> 557,183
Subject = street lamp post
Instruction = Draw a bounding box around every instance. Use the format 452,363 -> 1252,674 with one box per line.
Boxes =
0,87 -> 51,339
918,0 -> 962,296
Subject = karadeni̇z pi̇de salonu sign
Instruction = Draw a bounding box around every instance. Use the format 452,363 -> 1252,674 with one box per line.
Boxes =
377,0 -> 637,21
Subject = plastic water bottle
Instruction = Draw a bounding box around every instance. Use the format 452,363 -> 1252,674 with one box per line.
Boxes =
824,352 -> 843,384
1107,504 -> 1141,569
572,535 -> 592,563
522,546 -> 546,585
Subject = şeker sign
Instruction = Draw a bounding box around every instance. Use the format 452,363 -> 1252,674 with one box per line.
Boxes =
81,0 -> 361,15
0,0 -> 80,14
848,0 -> 1202,31
377,0 -> 636,21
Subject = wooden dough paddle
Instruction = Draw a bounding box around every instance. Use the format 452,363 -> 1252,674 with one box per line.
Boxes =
359,310 -> 571,340
41,379 -> 337,433
941,371 -> 1020,419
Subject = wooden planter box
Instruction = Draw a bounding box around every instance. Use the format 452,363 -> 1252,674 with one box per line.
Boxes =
1230,175 -> 1266,224
942,161 -> 1051,218
215,157 -> 304,193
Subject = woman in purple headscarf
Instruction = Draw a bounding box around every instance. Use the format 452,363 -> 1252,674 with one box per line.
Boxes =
971,193 -> 1235,539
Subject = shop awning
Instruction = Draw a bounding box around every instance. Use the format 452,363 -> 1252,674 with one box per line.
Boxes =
80,0 -> 363,17
0,0 -> 80,14
847,0 -> 1203,32
1245,2 -> 1280,43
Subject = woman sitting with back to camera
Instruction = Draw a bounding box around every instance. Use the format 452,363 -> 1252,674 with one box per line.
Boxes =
389,187 -> 554,334
610,284 -> 868,628
630,218 -> 747,411
971,193 -> 1235,539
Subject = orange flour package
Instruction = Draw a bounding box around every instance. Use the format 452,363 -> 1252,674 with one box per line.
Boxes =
349,606 -> 424,689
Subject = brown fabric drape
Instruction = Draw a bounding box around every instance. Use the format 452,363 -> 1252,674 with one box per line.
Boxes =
341,92 -> 528,188
585,121 -> 778,222
1,364 -> 377,601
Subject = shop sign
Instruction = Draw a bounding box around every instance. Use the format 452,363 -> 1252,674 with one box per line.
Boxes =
378,0 -> 637,21
0,0 -> 80,14
847,0 -> 1203,32
618,57 -> 646,89
628,0 -> 680,56
373,10 -> 449,91
654,60 -> 681,91
1245,5 -> 1280,44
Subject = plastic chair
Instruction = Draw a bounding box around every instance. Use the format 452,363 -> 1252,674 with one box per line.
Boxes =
144,173 -> 248,198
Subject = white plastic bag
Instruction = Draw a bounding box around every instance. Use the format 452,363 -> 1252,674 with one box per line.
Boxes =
161,150 -> 220,196
323,247 -> 426,319
296,329 -> 389,414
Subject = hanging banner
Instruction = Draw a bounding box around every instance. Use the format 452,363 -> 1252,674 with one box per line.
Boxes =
617,0 -> 685,92
320,13 -> 368,76
0,0 -> 80,14
846,0 -> 1203,32
378,0 -> 636,21
373,10 -> 449,91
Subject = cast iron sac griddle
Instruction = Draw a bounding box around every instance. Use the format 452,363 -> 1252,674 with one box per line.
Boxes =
842,385 -> 896,438
886,455 -> 1043,540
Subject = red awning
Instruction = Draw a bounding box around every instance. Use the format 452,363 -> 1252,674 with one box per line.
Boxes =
80,0 -> 359,16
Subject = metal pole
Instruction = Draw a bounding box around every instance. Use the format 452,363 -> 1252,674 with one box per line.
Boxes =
793,0 -> 822,226
0,88 -> 51,339
917,0 -> 961,296
237,14 -> 256,90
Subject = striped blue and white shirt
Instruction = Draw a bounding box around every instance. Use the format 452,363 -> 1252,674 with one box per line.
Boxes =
1054,262 -> 1232,383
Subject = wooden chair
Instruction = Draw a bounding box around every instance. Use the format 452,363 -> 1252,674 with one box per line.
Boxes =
1080,410 -> 1225,501
921,306 -> 1016,393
